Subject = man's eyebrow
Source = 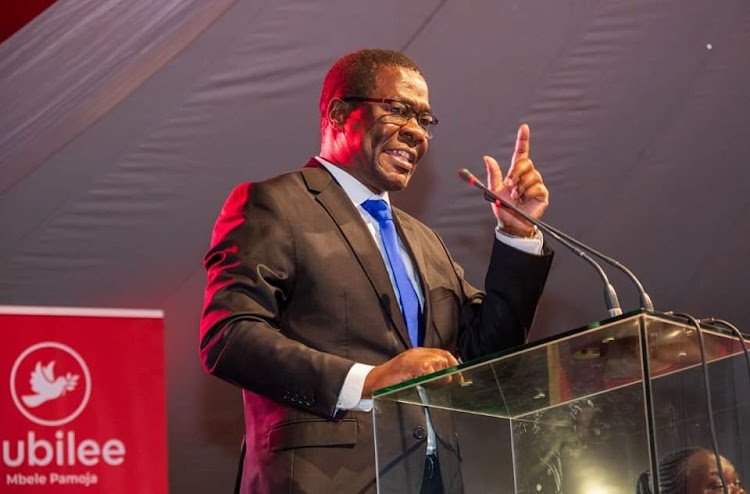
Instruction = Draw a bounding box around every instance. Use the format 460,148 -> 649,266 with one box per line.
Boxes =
395,97 -> 432,113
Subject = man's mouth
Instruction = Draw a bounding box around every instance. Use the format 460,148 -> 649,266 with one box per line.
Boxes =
384,148 -> 416,169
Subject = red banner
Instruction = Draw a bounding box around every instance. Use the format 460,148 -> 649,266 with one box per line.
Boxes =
1,306 -> 167,493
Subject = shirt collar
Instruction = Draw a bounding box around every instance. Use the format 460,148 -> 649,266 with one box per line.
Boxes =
315,156 -> 390,207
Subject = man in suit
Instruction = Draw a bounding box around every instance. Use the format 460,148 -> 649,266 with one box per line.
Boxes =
200,49 -> 553,493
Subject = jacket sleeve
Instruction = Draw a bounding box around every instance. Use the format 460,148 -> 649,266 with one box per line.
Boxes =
444,235 -> 554,362
199,182 -> 355,419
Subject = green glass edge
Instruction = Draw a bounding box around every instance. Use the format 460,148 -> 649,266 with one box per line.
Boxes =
374,308 -> 646,397
372,309 -> 741,397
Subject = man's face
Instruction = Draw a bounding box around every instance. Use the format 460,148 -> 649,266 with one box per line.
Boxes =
339,66 -> 430,193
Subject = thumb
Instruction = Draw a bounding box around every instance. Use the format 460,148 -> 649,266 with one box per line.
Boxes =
484,155 -> 504,191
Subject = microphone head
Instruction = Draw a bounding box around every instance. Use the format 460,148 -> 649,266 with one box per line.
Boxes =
457,168 -> 477,185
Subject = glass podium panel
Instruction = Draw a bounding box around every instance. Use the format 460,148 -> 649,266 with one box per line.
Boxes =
372,311 -> 749,493
644,316 -> 749,493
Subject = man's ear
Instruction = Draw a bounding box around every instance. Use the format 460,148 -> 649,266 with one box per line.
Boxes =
326,98 -> 350,129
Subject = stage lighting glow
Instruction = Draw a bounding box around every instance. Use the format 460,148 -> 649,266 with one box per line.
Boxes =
584,484 -> 610,494
580,474 -> 615,494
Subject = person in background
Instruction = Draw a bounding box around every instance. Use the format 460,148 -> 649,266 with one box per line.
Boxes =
636,448 -> 746,494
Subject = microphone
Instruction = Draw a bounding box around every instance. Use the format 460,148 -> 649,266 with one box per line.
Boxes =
458,168 -> 654,317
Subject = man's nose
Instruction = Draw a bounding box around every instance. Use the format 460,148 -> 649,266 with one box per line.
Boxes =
399,118 -> 428,143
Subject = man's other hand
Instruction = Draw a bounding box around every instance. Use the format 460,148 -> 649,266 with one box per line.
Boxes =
362,348 -> 460,397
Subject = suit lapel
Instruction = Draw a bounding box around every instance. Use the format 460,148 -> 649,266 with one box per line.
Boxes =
300,162 -> 412,349
393,210 -> 435,348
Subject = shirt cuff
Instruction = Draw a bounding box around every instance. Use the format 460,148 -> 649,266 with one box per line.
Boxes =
495,222 -> 544,256
336,363 -> 375,412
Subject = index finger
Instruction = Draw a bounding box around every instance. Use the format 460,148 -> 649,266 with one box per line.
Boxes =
511,123 -> 530,164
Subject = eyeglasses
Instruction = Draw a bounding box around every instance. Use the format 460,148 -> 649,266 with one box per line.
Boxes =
341,97 -> 438,139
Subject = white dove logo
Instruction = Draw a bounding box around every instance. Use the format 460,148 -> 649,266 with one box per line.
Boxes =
10,342 -> 92,427
21,360 -> 80,408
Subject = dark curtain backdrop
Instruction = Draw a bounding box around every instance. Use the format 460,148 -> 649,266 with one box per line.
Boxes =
2,1 -> 748,491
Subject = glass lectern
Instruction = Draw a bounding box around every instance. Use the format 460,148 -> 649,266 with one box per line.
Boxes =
372,311 -> 749,493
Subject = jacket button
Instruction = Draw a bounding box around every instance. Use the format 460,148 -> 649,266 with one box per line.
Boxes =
413,426 -> 426,440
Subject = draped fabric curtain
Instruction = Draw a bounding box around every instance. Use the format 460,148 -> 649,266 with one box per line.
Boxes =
1,1 -> 748,492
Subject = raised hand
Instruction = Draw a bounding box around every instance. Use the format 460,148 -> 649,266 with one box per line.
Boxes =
484,124 -> 549,237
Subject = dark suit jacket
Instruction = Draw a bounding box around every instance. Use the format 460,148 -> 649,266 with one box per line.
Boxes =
200,160 -> 553,493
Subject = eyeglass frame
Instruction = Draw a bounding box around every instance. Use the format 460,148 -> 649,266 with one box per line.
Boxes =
340,97 -> 438,139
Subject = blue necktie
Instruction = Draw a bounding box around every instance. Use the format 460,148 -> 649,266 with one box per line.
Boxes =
361,199 -> 421,347
363,200 -> 436,455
